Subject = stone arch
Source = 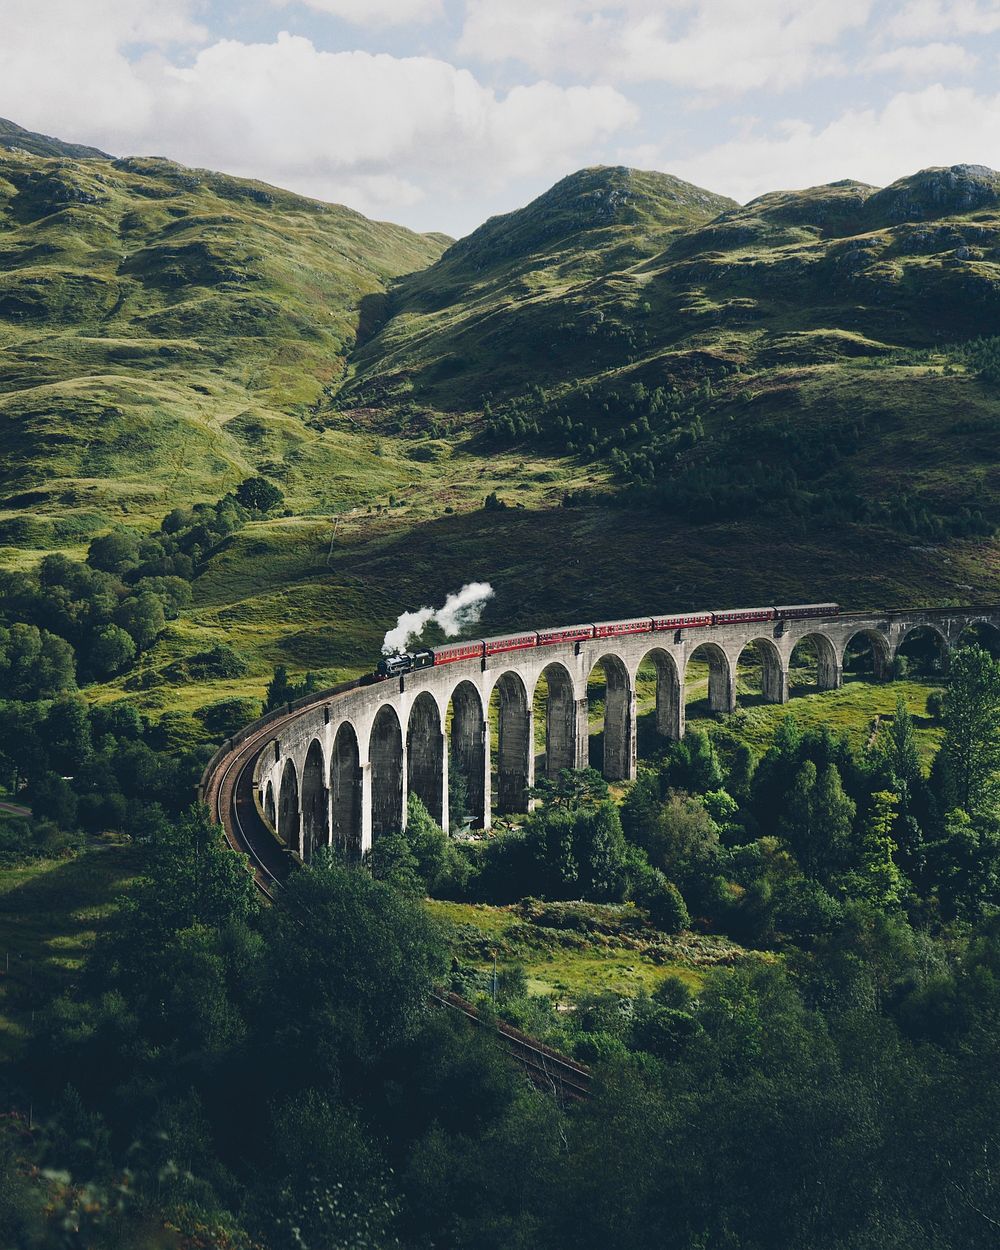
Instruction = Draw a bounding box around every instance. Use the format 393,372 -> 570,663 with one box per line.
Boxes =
370,705 -> 404,838
842,629 -> 891,682
331,721 -> 362,858
301,739 -> 329,862
264,780 -> 276,828
407,692 -> 445,826
636,647 -> 682,740
588,653 -> 634,781
895,624 -> 950,676
957,619 -> 1000,656
535,661 -> 582,778
490,671 -> 531,815
449,680 -> 486,830
278,758 -> 300,855
789,632 -> 841,693
735,637 -> 788,706
685,642 -> 735,715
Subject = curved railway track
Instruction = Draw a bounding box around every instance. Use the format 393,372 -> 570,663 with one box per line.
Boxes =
200,693 -> 592,1103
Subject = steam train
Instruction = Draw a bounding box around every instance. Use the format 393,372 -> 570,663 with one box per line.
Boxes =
375,602 -> 840,678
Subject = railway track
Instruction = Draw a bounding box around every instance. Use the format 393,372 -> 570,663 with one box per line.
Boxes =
200,698 -> 592,1103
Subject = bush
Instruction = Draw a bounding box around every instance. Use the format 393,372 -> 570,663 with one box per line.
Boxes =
631,865 -> 689,933
197,698 -> 262,738
90,624 -> 137,678
236,476 -> 284,513
87,528 -> 141,574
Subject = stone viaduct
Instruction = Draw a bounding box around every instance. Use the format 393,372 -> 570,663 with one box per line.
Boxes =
249,606 -> 1000,862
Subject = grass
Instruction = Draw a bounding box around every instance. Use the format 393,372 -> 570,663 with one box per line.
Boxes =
715,673 -> 945,763
0,838 -> 143,1062
425,897 -> 752,1003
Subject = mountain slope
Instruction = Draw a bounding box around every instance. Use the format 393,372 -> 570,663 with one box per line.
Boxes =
335,163 -> 1000,555
0,146 -> 448,540
0,117 -> 109,160
341,167 -> 736,408
343,162 -> 1000,413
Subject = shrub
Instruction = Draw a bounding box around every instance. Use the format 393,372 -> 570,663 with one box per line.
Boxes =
631,865 -> 689,933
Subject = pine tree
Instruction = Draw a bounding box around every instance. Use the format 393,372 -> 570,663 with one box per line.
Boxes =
856,790 -> 906,908
940,646 -> 1000,813
875,694 -> 922,791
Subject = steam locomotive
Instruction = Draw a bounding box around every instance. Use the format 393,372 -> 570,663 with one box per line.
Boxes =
375,602 -> 840,678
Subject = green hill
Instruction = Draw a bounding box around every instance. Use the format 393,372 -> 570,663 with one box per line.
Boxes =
1,136 -> 999,717
338,161 -> 1000,570
342,166 -> 737,408
0,145 -> 448,544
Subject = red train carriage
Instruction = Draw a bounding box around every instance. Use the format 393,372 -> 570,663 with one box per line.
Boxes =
712,607 -> 776,626
652,612 -> 714,631
537,624 -> 595,646
593,617 -> 654,639
774,603 -> 840,620
484,633 -> 538,656
433,641 -> 485,665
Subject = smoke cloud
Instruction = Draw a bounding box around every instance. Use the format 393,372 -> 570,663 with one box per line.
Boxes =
382,582 -> 495,655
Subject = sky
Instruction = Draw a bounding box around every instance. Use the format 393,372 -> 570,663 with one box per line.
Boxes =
3,0 -> 1000,237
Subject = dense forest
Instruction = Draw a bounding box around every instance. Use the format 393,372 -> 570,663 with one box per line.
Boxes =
2,637 -> 1000,1248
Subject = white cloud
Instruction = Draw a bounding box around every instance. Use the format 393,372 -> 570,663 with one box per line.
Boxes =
886,0 -> 1000,38
0,17 -> 635,227
656,84 -> 1000,203
864,40 -> 978,75
459,0 -> 875,92
277,0 -> 444,25
0,0 -> 205,139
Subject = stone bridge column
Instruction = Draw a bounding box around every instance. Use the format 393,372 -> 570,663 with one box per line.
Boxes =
439,728 -> 449,835
655,656 -> 684,741
480,719 -> 492,830
602,673 -> 636,782
762,651 -> 790,705
360,760 -> 373,856
708,651 -> 736,715
573,695 -> 590,769
495,679 -> 533,815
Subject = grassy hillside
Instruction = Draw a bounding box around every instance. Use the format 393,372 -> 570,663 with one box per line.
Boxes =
0,145 -> 448,543
341,166 -> 738,410
1,139 -> 999,724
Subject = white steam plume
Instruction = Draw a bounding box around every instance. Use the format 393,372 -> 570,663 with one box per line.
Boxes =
382,582 -> 494,655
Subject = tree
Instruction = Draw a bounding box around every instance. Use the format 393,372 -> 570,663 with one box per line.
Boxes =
259,858 -> 446,1080
115,591 -> 165,652
853,790 -> 906,908
874,694 -> 922,791
43,696 -> 92,776
665,729 -> 724,794
92,805 -> 260,990
86,528 -> 140,574
265,665 -> 295,711
0,623 -> 76,699
400,794 -> 464,895
30,773 -> 78,827
630,865 -> 689,932
939,646 -> 1000,813
236,475 -> 284,513
528,767 -> 609,811
647,790 -> 721,891
89,624 -> 136,677
781,761 -> 856,883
